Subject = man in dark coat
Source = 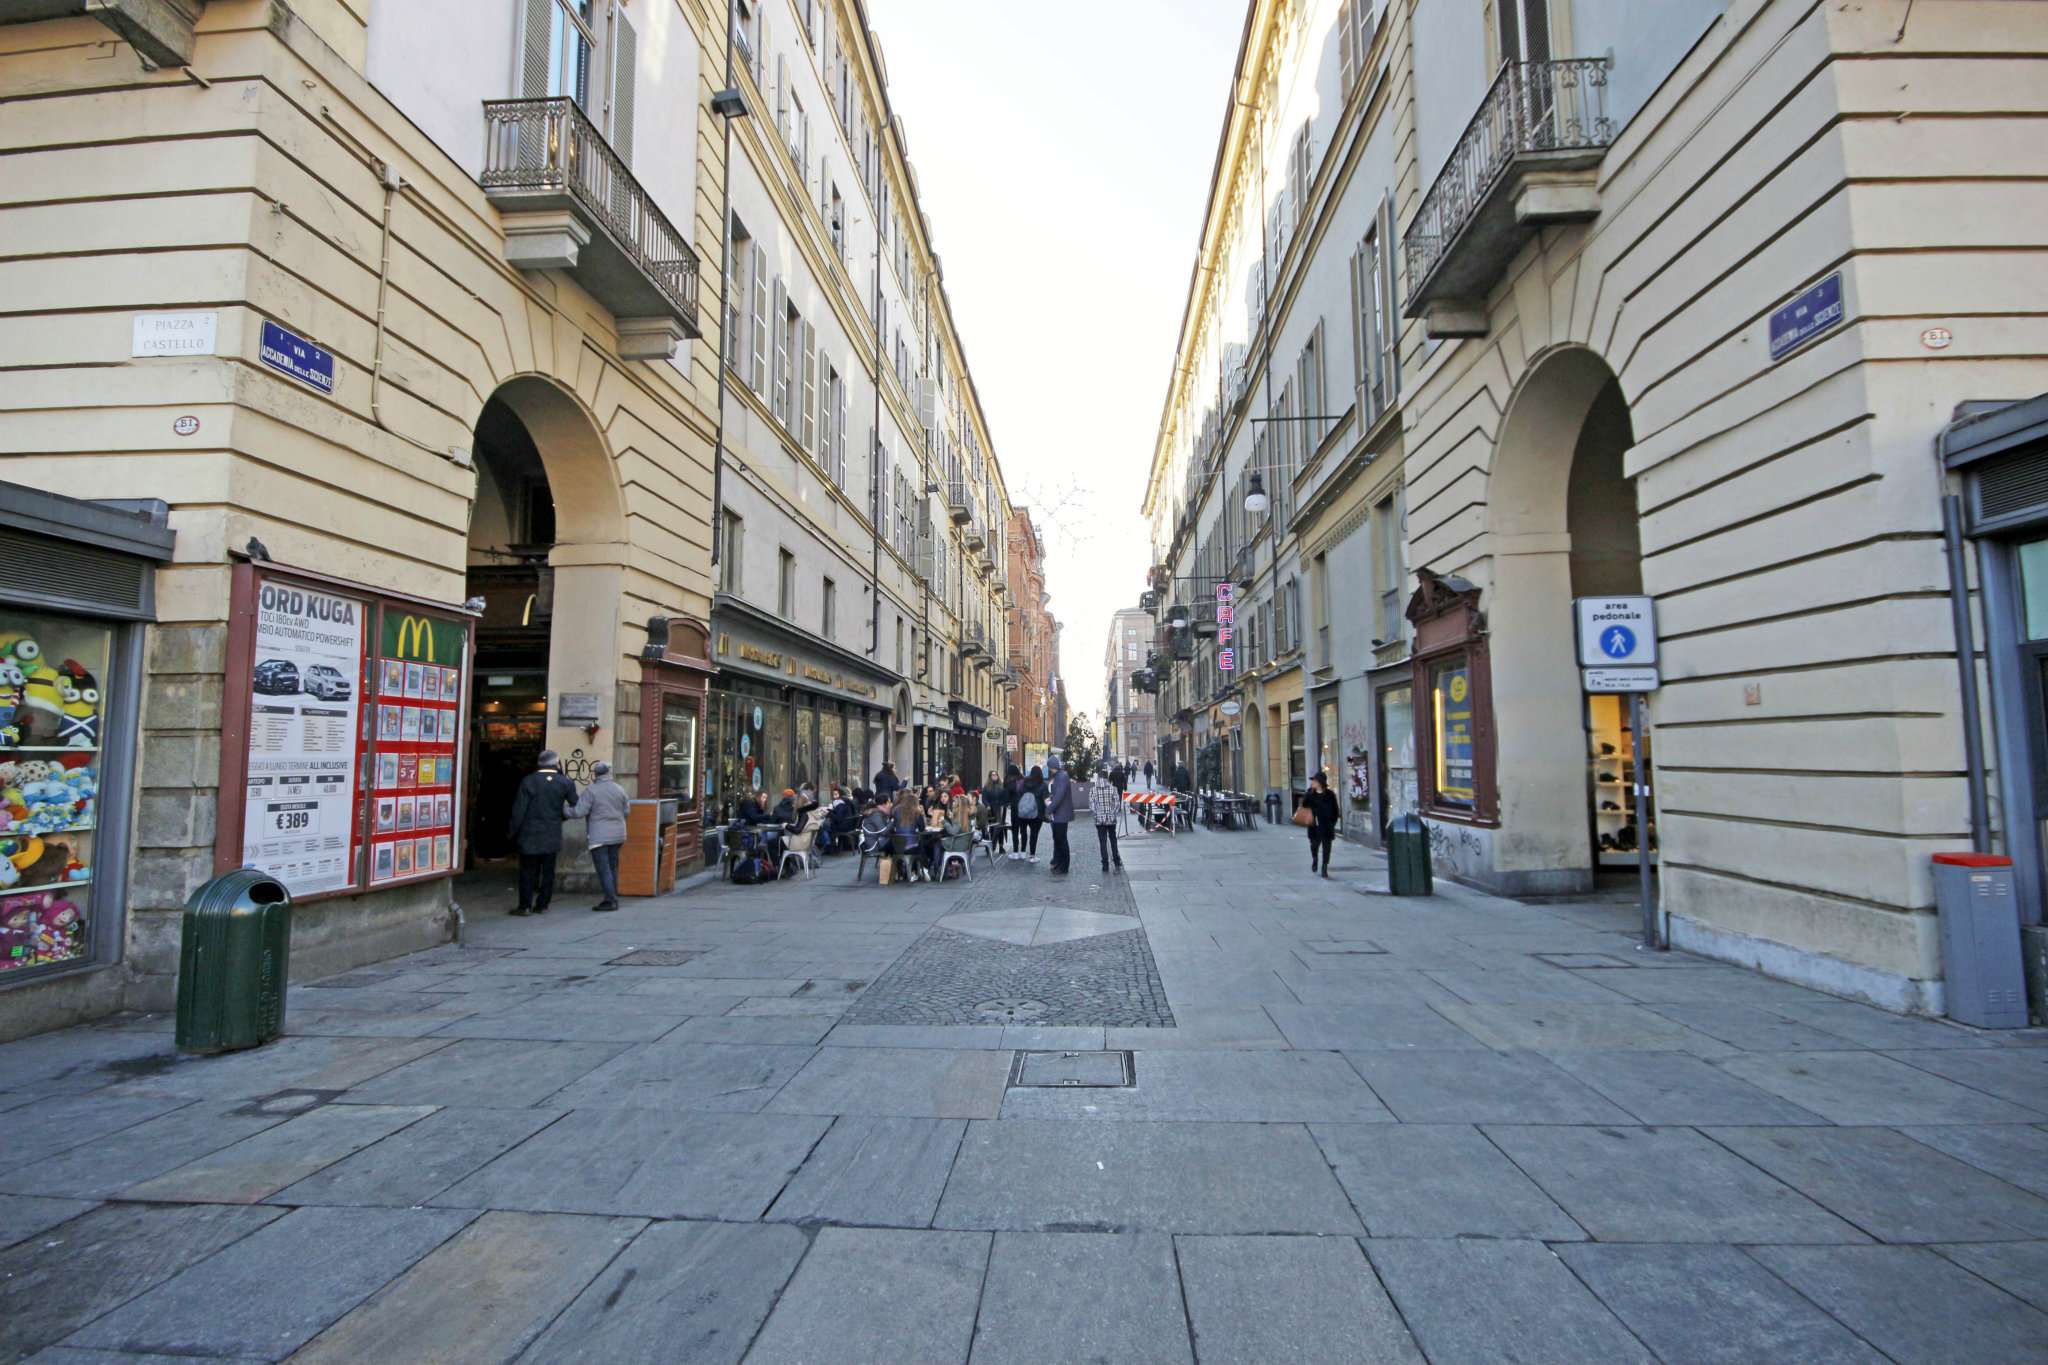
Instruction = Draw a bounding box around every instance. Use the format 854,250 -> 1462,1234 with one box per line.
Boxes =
508,749 -> 577,916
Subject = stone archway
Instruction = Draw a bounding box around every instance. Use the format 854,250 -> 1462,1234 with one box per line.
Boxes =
1483,345 -> 1641,887
465,376 -> 629,861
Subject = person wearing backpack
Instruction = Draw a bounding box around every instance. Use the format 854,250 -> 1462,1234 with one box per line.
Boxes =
1045,754 -> 1076,875
1014,765 -> 1046,862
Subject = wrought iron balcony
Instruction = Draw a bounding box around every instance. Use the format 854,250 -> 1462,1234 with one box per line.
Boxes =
1402,58 -> 1613,334
947,477 -> 973,524
1008,651 -> 1030,678
962,508 -> 986,552
482,97 -> 702,358
961,621 -> 988,658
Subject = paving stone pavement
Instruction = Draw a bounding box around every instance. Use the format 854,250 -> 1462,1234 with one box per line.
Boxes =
3,824 -> 2047,1363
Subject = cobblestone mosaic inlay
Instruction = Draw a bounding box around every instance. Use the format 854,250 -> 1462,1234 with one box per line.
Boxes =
843,926 -> 1175,1028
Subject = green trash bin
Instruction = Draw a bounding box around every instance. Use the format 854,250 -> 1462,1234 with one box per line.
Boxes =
176,868 -> 292,1054
1387,813 -> 1433,897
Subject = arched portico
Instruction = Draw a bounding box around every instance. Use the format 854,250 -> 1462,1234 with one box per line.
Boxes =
465,375 -> 631,861
1472,344 -> 1646,891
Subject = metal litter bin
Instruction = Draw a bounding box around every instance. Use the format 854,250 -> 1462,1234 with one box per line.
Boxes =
1387,813 -> 1432,897
175,868 -> 292,1054
1932,852 -> 2026,1029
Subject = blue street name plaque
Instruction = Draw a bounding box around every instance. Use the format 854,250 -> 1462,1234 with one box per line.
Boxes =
1768,272 -> 1843,362
259,320 -> 336,394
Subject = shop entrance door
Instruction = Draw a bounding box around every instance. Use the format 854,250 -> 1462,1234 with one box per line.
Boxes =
467,667 -> 546,861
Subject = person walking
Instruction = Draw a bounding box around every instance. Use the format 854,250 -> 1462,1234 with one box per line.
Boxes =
1046,754 -> 1075,875
1088,766 -> 1124,874
508,749 -> 577,916
1303,770 -> 1341,878
1111,762 -> 1129,797
1143,759 -> 1155,790
1014,765 -> 1046,861
571,759 -> 630,911
980,769 -> 1011,855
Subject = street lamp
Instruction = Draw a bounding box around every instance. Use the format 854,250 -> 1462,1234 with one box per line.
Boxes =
1243,472 -> 1269,516
1167,604 -> 1191,630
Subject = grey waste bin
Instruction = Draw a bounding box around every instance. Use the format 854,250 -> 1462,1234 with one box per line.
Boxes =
1932,852 -> 2027,1029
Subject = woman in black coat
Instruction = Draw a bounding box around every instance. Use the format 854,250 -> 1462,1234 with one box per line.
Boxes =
1303,770 -> 1342,878
508,750 -> 578,916
980,770 -> 1012,854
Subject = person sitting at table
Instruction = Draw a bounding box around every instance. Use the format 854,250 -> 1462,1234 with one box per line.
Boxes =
737,789 -> 774,825
891,796 -> 929,881
859,798 -> 895,864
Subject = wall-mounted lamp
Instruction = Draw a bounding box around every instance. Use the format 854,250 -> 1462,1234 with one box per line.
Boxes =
1243,472 -> 1269,516
711,87 -> 749,119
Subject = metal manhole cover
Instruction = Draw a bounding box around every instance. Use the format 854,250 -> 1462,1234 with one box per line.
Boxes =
607,950 -> 703,966
974,998 -> 1050,1023
1009,1050 -> 1135,1088
1533,952 -> 1634,969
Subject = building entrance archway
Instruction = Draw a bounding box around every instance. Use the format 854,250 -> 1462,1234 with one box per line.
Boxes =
1482,345 -> 1651,888
464,377 -> 626,865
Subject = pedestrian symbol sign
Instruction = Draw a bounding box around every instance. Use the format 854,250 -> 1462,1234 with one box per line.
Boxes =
1575,597 -> 1656,668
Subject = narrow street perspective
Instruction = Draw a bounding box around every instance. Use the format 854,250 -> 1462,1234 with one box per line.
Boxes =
4,823 -> 2045,1364
4,0 -> 2048,1360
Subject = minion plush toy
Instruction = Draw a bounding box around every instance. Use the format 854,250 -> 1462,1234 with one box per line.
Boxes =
0,633 -> 62,743
0,660 -> 22,747
55,660 -> 99,749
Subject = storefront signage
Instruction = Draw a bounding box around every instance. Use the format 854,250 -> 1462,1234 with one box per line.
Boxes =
1216,581 -> 1235,672
241,581 -> 363,895
366,605 -> 467,888
132,310 -> 217,357
1220,700 -> 1242,716
1575,596 -> 1657,668
715,627 -> 887,708
259,320 -> 336,394
1768,272 -> 1842,361
1582,666 -> 1660,693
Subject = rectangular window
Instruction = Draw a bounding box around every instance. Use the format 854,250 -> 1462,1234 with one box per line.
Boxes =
817,361 -> 836,470
773,287 -> 795,426
720,511 -> 743,594
778,548 -> 796,616
822,577 -> 836,638
896,616 -> 905,671
1354,224 -> 1388,421
1290,122 -> 1311,226
829,184 -> 845,257
724,215 -> 751,371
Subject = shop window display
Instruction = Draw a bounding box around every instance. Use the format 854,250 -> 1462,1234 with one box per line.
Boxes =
0,612 -> 106,973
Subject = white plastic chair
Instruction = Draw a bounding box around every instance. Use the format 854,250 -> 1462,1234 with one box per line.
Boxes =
778,826 -> 819,881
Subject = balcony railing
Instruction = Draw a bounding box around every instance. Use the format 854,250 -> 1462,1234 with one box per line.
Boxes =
946,477 -> 973,524
1402,58 -> 1612,320
482,97 -> 701,351
962,621 -> 987,658
962,508 -> 986,552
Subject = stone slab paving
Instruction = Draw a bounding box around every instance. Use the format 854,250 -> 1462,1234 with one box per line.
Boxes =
3,821 -> 2047,1361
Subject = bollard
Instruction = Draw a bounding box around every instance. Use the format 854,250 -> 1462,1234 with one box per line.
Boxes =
175,868 -> 292,1054
1386,813 -> 1433,897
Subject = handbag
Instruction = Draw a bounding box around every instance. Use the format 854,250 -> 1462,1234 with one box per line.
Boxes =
1291,804 -> 1316,828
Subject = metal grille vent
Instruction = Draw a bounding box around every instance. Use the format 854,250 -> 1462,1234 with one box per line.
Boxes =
1974,448 -> 2048,527
0,529 -> 148,615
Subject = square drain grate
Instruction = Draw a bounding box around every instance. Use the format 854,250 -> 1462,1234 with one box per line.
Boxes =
606,949 -> 703,966
1009,1050 -> 1135,1088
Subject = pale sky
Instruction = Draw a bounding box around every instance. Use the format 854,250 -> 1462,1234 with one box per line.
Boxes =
865,0 -> 1247,720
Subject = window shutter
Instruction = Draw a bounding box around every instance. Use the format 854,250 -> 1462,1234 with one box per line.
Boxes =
749,242 -> 768,393
520,0 -> 553,98
1339,0 -> 1355,90
800,321 -> 817,451
608,6 -> 637,165
1381,195 -> 1401,403
776,54 -> 790,145
878,442 -> 891,532
836,376 -> 849,484
771,278 -> 789,422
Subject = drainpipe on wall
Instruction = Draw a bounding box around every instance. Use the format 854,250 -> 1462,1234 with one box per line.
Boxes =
708,0 -> 738,577
1941,491 -> 1992,852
